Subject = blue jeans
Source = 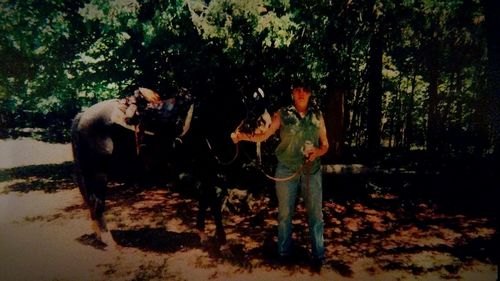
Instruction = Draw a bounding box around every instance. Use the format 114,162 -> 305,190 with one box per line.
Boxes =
275,162 -> 324,259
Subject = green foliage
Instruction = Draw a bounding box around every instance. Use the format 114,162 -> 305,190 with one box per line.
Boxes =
187,0 -> 297,80
0,0 -> 493,156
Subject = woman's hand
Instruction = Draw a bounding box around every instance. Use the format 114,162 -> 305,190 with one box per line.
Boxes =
306,147 -> 322,162
231,132 -> 240,143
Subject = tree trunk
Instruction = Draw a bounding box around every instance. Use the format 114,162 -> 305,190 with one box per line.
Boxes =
426,35 -> 440,152
324,88 -> 345,163
404,72 -> 417,149
367,30 -> 384,154
394,74 -> 404,148
128,27 -> 156,90
480,0 -> 500,156
348,82 -> 366,148
481,3 -> 500,279
323,8 -> 348,163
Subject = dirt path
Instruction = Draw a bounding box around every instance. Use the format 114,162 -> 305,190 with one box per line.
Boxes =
0,138 -> 72,169
0,138 -> 497,281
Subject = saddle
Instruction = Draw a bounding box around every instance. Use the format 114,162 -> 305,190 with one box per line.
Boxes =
118,87 -> 162,126
115,87 -> 164,155
114,87 -> 194,155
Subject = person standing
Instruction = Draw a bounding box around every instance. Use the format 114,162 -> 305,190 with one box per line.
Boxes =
231,86 -> 329,268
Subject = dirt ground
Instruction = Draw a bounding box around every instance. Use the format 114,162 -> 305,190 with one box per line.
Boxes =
0,138 -> 497,281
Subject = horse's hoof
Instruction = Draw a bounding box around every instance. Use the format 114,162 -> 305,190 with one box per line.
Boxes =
97,217 -> 108,232
198,230 -> 208,244
101,231 -> 119,250
76,233 -> 107,250
220,244 -> 233,258
215,230 -> 226,245
91,221 -> 102,238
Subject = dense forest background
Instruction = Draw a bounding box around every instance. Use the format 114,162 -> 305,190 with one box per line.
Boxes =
1,0 -> 499,165
1,3 -> 498,278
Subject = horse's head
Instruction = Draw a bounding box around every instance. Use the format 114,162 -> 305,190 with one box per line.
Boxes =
238,88 -> 271,135
171,87 -> 195,138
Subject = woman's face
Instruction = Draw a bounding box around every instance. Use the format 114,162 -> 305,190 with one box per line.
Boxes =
292,87 -> 311,110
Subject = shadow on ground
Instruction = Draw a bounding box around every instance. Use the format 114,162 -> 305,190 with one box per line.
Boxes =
0,162 -> 74,193
2,161 -> 497,278
111,228 -> 202,252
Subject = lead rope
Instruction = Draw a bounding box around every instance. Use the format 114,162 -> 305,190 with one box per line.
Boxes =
305,161 -> 311,195
262,169 -> 301,182
205,137 -> 240,166
205,120 -> 244,166
134,124 -> 140,155
240,145 -> 306,182
260,162 -> 305,182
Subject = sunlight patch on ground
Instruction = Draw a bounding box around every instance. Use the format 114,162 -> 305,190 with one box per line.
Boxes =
407,251 -> 457,269
0,138 -> 72,169
166,217 -> 188,232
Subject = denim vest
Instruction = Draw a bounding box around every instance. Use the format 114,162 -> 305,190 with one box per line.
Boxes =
275,105 -> 322,173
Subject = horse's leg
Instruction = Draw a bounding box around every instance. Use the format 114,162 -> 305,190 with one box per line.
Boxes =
83,171 -> 108,240
93,171 -> 117,247
92,172 -> 108,232
196,190 -> 209,243
209,186 -> 227,245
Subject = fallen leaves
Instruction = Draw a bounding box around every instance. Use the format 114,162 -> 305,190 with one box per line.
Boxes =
343,217 -> 364,232
36,176 -> 496,278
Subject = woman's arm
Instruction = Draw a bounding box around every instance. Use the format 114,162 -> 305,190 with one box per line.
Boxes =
231,111 -> 281,143
306,114 -> 329,162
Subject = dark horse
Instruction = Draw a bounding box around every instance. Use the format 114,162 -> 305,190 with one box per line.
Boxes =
71,87 -> 194,242
175,87 -> 270,245
71,86 -> 269,246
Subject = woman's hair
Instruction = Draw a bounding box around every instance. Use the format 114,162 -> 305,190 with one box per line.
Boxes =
291,85 -> 312,94
290,85 -> 321,115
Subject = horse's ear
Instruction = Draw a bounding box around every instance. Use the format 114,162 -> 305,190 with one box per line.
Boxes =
138,87 -> 161,103
258,88 -> 265,98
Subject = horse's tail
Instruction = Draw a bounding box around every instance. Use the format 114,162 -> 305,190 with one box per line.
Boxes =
71,112 -> 89,202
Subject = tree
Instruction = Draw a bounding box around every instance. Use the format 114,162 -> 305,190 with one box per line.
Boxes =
480,0 -> 500,157
366,4 -> 384,154
0,0 -> 88,139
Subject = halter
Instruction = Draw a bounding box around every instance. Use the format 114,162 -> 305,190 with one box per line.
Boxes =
203,90 -> 267,166
204,109 -> 251,166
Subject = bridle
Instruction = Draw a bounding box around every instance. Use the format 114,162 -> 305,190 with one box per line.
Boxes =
203,98 -> 261,166
203,91 -> 310,183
